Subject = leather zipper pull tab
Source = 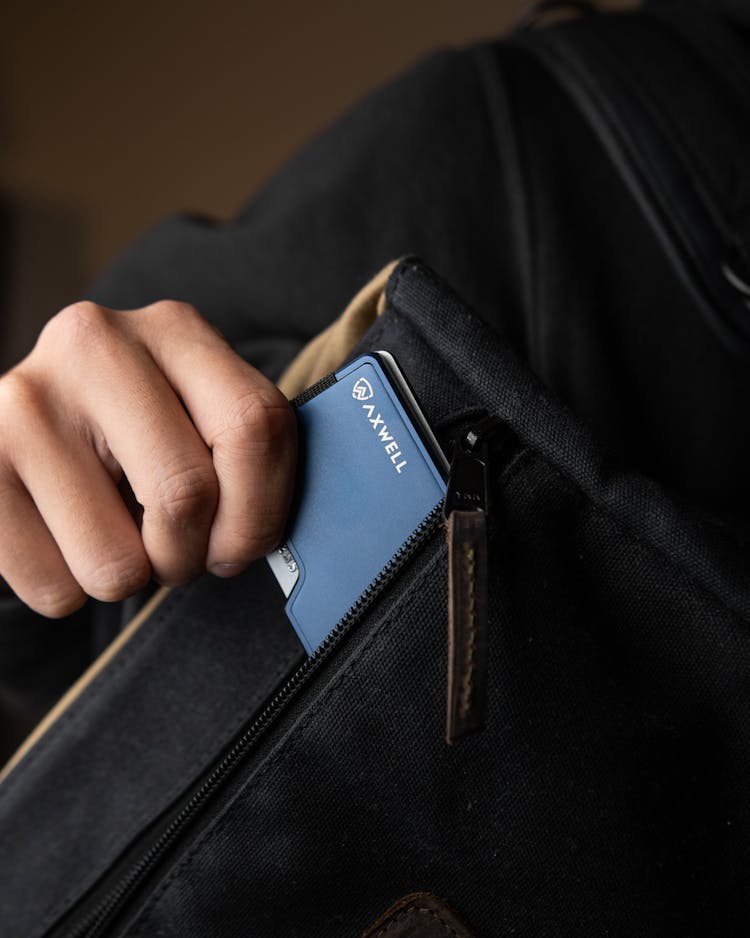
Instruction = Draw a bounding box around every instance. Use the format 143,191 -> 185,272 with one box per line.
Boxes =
443,416 -> 506,744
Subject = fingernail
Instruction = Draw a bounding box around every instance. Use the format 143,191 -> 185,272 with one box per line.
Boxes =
209,562 -> 243,577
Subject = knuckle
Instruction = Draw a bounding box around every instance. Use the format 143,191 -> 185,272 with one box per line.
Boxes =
150,463 -> 218,526
39,301 -> 113,353
0,371 -> 44,421
219,390 -> 295,453
83,551 -> 151,602
147,299 -> 200,325
0,372 -> 48,449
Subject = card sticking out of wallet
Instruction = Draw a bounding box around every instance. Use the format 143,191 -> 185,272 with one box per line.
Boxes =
266,351 -> 448,655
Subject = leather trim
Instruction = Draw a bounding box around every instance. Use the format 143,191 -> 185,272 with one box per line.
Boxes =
362,892 -> 478,937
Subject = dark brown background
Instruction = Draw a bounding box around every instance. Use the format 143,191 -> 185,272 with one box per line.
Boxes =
0,0 -> 635,369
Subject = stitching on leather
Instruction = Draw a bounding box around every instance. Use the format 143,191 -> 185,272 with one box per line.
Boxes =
458,543 -> 476,721
372,905 -> 463,937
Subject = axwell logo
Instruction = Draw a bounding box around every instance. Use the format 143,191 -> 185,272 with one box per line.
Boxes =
352,378 -> 407,474
351,377 -> 373,401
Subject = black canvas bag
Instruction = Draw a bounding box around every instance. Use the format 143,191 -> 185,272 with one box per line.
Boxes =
2,256 -> 748,936
3,3 -> 750,935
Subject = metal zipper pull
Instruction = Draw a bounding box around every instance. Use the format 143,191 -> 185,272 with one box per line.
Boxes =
443,416 -> 508,744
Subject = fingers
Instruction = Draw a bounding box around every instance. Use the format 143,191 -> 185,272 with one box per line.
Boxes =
60,331 -> 221,586
0,373 -> 148,615
0,470 -> 85,617
0,298 -> 296,614
120,301 -> 297,575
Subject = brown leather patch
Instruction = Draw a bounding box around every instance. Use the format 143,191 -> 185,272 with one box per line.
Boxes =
445,510 -> 489,743
362,892 -> 477,937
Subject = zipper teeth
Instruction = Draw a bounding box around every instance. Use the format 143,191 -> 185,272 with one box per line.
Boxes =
67,501 -> 445,938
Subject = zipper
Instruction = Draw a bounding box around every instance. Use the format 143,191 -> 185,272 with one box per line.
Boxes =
442,416 -> 515,743
61,413 -> 517,938
62,507 -> 443,938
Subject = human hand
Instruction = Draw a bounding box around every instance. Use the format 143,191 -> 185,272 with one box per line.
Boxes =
0,300 -> 297,616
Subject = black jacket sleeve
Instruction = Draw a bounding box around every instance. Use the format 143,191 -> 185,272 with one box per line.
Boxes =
86,44 -> 525,380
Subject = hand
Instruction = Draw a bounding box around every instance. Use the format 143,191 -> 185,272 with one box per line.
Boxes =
0,300 -> 297,616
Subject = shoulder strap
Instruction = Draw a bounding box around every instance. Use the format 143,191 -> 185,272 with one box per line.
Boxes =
512,2 -> 750,356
